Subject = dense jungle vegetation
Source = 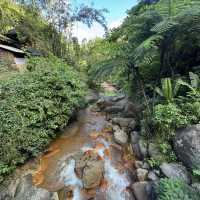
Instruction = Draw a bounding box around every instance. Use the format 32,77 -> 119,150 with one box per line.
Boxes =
0,0 -> 200,199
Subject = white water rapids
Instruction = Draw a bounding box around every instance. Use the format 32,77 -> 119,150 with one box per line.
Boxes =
59,139 -> 131,200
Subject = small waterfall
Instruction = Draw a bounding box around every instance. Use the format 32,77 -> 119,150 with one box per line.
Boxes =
58,139 -> 131,200
60,159 -> 83,200
104,159 -> 130,200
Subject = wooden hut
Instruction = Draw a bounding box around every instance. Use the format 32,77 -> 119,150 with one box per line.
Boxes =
0,44 -> 25,72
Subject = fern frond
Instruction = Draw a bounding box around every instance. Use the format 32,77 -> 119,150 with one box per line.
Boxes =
151,20 -> 178,34
134,35 -> 163,65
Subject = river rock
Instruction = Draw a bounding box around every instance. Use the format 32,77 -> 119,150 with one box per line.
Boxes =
82,160 -> 104,189
135,161 -> 143,169
85,90 -> 99,104
147,171 -> 159,182
96,95 -> 139,118
124,102 -> 139,118
131,131 -> 140,144
0,174 -> 57,200
160,163 -> 191,184
113,125 -> 128,145
174,124 -> 200,169
132,181 -> 155,200
112,117 -> 136,131
132,139 -> 148,160
104,105 -> 124,114
96,96 -> 115,110
136,168 -> 148,182
75,151 -> 104,190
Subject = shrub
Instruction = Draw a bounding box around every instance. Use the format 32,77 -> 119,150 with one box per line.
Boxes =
153,103 -> 189,140
157,178 -> 200,200
180,90 -> 200,124
0,57 -> 86,181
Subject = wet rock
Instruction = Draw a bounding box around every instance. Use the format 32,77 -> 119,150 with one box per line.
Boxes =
174,124 -> 200,169
136,168 -> 148,182
113,125 -> 128,145
112,117 -> 136,131
82,160 -> 104,189
160,163 -> 191,184
132,181 -> 155,200
75,151 -> 104,190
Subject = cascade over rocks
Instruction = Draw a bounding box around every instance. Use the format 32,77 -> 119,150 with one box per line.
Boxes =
174,124 -> 200,169
75,151 -> 104,189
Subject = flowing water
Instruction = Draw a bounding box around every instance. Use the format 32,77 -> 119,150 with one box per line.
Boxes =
32,106 -> 135,200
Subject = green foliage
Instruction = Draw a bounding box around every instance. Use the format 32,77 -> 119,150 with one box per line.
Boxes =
192,168 -> 200,181
157,178 -> 200,200
147,158 -> 160,168
180,90 -> 200,124
159,142 -> 177,162
0,57 -> 86,181
153,103 -> 189,140
155,78 -> 177,103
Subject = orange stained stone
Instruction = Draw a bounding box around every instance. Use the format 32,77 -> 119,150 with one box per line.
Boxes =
95,143 -> 105,149
90,132 -> 101,139
102,127 -> 113,133
43,148 -> 60,159
100,178 -> 109,191
32,171 -> 44,186
97,155 -> 104,160
84,150 -> 94,156
104,149 -> 112,160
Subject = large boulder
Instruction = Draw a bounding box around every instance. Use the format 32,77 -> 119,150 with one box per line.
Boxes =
0,174 -> 57,200
75,151 -> 104,190
160,163 -> 191,184
174,124 -> 200,169
96,95 -> 140,118
82,160 -> 104,189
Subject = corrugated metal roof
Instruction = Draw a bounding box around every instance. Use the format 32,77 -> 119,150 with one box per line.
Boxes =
0,44 -> 24,54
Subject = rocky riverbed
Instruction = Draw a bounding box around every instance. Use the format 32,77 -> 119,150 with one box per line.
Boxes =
1,87 -> 199,200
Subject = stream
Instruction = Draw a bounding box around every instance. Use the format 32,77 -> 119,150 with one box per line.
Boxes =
32,105 -> 135,200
